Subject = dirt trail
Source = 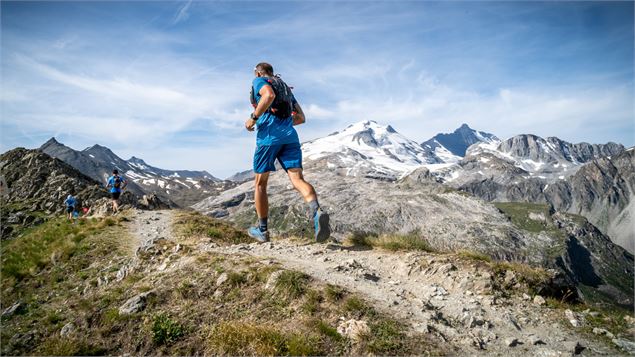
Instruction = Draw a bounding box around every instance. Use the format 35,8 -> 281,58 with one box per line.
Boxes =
126,209 -> 621,356
128,209 -> 174,251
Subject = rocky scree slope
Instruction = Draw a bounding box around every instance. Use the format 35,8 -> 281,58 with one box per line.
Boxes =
193,164 -> 633,308
457,147 -> 635,254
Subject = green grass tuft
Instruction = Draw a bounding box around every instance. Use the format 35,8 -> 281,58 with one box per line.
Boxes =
173,211 -> 252,245
345,232 -> 435,252
275,270 -> 310,299
152,314 -> 184,346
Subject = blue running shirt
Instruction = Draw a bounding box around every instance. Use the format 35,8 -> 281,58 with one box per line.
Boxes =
252,77 -> 300,146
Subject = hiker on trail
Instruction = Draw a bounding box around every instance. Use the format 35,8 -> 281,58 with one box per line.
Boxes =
106,169 -> 127,214
81,206 -> 92,219
64,194 -> 76,220
244,62 -> 330,243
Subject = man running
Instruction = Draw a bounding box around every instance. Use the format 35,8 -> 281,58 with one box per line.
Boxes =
64,194 -> 76,220
244,62 -> 330,243
106,169 -> 127,214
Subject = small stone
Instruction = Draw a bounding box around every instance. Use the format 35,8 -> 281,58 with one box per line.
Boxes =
361,272 -> 380,282
119,291 -> 154,314
60,322 -> 74,337
337,319 -> 370,342
592,327 -> 614,339
522,293 -> 531,301
265,270 -> 283,290
2,302 -> 23,317
216,273 -> 229,286
213,289 -> 224,299
564,309 -> 580,327
527,334 -> 545,345
612,338 -> 635,354
504,270 -> 517,285
504,337 -> 519,347
563,341 -> 585,355
533,295 -> 546,306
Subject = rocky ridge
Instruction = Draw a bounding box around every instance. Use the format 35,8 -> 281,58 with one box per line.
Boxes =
0,148 -> 168,238
40,138 -> 235,207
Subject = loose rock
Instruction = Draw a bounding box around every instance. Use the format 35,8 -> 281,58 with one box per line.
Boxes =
337,319 -> 370,342
119,291 -> 154,314
216,273 -> 229,287
533,295 -> 546,306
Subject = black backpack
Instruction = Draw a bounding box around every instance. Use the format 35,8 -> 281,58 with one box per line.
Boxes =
250,75 -> 295,119
114,176 -> 122,189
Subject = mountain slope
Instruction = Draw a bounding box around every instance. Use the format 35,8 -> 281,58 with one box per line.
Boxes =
40,138 -> 232,207
192,162 -> 633,307
451,142 -> 633,253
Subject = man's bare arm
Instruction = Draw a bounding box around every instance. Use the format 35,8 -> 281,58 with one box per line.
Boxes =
245,85 -> 276,131
292,102 -> 305,126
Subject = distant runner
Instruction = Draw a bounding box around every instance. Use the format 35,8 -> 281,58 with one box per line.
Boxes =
244,62 -> 330,243
106,169 -> 127,214
64,194 -> 76,220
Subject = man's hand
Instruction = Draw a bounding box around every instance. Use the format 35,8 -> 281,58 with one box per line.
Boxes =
245,118 -> 256,131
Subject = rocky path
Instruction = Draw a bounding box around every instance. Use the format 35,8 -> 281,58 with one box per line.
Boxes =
207,239 -> 621,356
125,210 -> 625,356
128,209 -> 174,251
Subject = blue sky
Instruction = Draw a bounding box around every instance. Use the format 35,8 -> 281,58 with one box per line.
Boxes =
1,1 -> 633,178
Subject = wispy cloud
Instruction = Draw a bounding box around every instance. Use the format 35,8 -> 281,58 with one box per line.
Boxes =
172,0 -> 192,25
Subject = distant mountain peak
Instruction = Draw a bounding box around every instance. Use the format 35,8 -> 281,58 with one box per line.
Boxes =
42,137 -> 61,146
422,124 -> 499,157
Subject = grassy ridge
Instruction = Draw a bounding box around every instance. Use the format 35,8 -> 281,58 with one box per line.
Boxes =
1,210 -> 444,356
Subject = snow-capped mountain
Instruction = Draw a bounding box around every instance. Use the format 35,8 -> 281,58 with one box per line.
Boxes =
421,123 -> 499,158
302,120 -> 439,179
439,134 -> 625,185
40,138 -> 232,207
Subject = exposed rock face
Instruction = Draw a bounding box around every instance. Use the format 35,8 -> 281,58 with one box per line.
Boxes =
421,123 -> 499,157
192,165 -> 633,307
550,213 -> 633,307
498,135 -> 624,166
40,137 -> 233,208
443,134 -> 625,184
458,148 -> 635,253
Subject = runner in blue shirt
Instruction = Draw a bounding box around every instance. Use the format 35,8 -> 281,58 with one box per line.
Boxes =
244,62 -> 330,243
64,194 -> 76,220
106,169 -> 127,214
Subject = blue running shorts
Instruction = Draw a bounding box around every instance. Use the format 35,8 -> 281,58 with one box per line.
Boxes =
253,142 -> 303,174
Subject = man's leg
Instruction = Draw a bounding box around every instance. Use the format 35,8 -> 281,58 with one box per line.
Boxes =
254,172 -> 270,222
287,168 -> 317,203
